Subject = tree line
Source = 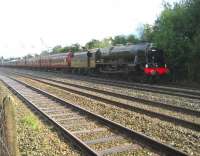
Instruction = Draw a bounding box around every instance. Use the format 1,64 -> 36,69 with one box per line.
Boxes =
27,0 -> 200,82
150,0 -> 200,82
40,34 -> 140,55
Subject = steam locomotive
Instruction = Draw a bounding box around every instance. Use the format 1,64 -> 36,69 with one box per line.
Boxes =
2,42 -> 170,80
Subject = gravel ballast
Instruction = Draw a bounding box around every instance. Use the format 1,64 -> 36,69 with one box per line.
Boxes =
29,77 -> 199,125
16,76 -> 200,156
40,72 -> 200,111
0,81 -> 81,156
10,68 -> 200,111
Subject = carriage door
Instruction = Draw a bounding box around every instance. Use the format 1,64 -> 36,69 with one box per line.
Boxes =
87,51 -> 92,68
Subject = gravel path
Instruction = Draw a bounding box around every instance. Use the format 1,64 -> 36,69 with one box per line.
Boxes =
16,76 -> 200,156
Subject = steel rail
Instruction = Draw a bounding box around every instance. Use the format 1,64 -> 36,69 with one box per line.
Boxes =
2,68 -> 200,99
0,81 -> 99,156
2,76 -> 188,156
15,72 -> 200,117
12,73 -> 200,131
46,71 -> 200,100
70,75 -> 200,100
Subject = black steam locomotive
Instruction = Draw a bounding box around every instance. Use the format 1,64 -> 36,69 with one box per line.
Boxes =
95,42 -> 169,77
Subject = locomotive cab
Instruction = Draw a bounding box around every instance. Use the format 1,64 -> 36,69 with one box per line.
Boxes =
144,48 -> 169,76
146,48 -> 165,67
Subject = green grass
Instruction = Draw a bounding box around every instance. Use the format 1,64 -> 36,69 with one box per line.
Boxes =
21,115 -> 39,130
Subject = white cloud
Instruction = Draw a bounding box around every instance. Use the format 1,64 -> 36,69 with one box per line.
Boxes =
0,0 -> 179,58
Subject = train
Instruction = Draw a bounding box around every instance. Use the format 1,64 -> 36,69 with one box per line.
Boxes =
1,42 -> 170,80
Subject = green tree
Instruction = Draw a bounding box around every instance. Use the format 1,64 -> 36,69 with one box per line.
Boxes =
52,45 -> 62,53
70,43 -> 81,52
152,0 -> 200,81
127,35 -> 139,43
112,35 -> 127,45
99,37 -> 113,48
85,39 -> 101,49
138,24 -> 154,42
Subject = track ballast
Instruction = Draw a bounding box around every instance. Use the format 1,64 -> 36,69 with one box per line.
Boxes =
0,74 -> 188,156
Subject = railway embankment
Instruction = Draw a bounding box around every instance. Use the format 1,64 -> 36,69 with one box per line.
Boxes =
0,81 -> 81,156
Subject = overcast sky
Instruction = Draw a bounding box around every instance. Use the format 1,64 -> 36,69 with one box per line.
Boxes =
0,0 -> 179,58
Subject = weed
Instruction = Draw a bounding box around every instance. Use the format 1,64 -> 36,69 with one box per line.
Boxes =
21,115 -> 39,130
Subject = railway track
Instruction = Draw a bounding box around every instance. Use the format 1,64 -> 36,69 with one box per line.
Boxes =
76,74 -> 200,99
44,71 -> 200,100
0,74 -> 188,156
9,72 -> 200,131
2,68 -> 200,100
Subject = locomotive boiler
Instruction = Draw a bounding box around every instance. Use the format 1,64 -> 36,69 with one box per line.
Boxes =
96,42 -> 169,77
